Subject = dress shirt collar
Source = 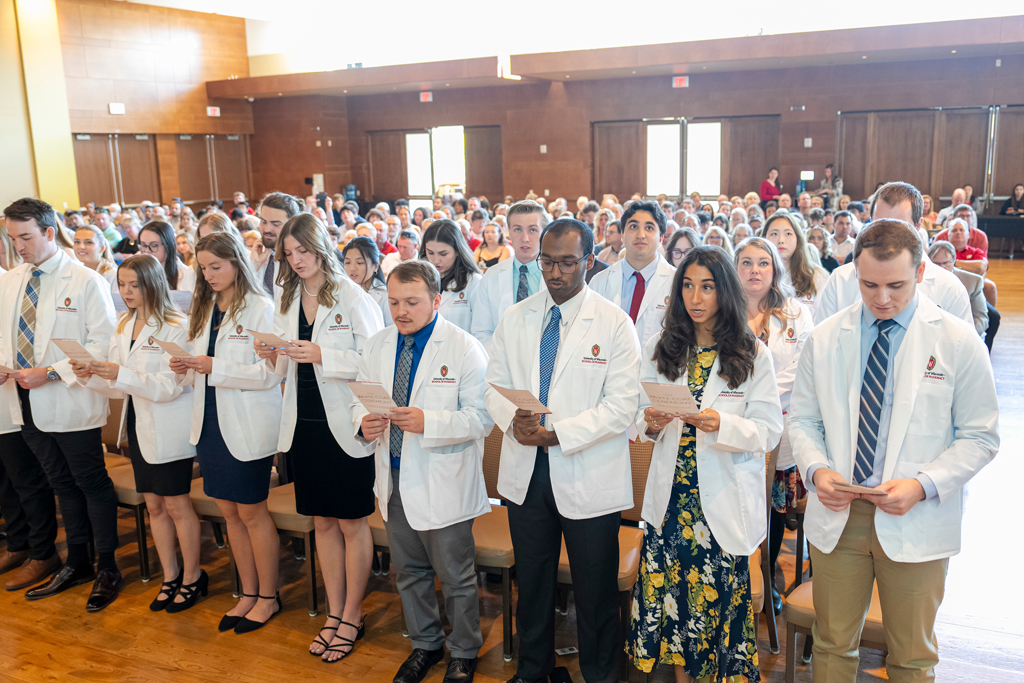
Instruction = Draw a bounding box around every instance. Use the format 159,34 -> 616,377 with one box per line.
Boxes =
32,247 -> 66,275
398,313 -> 438,354
543,285 -> 586,327
621,253 -> 661,283
860,292 -> 918,333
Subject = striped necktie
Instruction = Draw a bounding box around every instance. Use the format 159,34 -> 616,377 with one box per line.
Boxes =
854,318 -> 897,484
516,264 -> 529,303
262,253 -> 275,295
16,270 -> 43,369
389,335 -> 416,459
537,306 -> 561,427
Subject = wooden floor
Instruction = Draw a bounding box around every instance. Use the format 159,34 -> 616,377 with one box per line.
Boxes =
2,261 -> 1023,683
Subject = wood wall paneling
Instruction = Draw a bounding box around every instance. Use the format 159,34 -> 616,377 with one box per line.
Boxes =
155,133 -> 181,204
175,134 -> 214,203
367,131 -> 408,202
113,133 -> 160,205
212,134 -> 250,206
592,121 -> 644,202
721,116 -> 780,200
939,109 -> 989,198
464,126 -> 504,202
994,107 -> 1024,197
71,133 -> 117,206
873,111 -> 935,196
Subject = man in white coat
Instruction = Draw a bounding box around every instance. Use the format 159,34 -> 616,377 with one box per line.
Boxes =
485,218 -> 641,683
814,182 -> 971,326
0,198 -> 121,611
251,192 -> 302,297
353,261 -> 492,683
471,200 -> 547,351
589,200 -> 675,352
789,219 -> 999,682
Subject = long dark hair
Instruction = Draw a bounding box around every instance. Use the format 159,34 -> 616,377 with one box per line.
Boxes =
418,219 -> 479,293
653,246 -> 756,389
343,236 -> 385,287
139,220 -> 180,289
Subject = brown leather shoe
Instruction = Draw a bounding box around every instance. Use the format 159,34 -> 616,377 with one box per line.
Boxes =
6,554 -> 61,592
0,549 -> 29,575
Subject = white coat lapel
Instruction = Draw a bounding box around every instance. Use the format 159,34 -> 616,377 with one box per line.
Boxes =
36,256 -> 72,357
410,316 -> 446,401
380,329 -> 398,398
521,296 -> 546,396
312,300 -> 331,341
700,356 -> 727,411
636,256 -> 668,320
606,261 -> 625,307
837,308 -> 862,455
552,289 -> 595,385
884,303 -> 937,480
128,317 -> 158,357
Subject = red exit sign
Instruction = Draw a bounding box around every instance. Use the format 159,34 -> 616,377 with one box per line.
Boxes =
420,91 -> 433,103
672,76 -> 689,88
206,106 -> 221,117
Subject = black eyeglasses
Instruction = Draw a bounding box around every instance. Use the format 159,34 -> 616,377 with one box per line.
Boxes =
537,254 -> 588,273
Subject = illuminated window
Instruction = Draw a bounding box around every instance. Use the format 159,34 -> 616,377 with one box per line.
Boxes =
685,122 -> 721,198
646,123 -> 681,197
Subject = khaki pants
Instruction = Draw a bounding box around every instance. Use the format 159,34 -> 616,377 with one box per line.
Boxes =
809,499 -> 948,683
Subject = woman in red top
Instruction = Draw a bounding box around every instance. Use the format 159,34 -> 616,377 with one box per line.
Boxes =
759,167 -> 781,208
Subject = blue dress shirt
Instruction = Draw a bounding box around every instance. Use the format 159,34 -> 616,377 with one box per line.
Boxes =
619,256 -> 661,315
390,314 -> 438,469
512,257 -> 543,301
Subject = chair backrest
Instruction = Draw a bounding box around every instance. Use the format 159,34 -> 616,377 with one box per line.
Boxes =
624,440 -> 655,522
101,398 -> 125,455
482,424 -> 505,501
765,445 -> 779,520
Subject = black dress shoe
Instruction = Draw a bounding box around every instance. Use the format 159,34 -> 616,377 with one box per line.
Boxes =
86,568 -> 123,612
394,648 -> 445,683
772,586 -> 784,613
25,564 -> 96,601
443,657 -> 476,683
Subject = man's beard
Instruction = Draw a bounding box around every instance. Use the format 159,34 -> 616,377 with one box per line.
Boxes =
262,235 -> 276,250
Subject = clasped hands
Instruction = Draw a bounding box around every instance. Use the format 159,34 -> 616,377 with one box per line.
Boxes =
70,359 -> 120,382
812,468 -> 924,516
512,408 -> 558,447
643,407 -> 720,436
360,408 -> 425,441
253,339 -> 321,365
0,367 -> 52,389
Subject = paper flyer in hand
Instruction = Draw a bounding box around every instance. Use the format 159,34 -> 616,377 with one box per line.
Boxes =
348,381 -> 398,415
152,339 -> 196,361
642,382 -> 700,416
831,481 -> 887,496
247,329 -> 294,349
52,339 -> 97,364
488,383 -> 551,414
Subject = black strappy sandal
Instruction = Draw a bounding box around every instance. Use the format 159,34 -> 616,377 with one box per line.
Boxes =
219,592 -> 258,632
310,614 -> 343,656
166,570 -> 208,614
321,618 -> 365,663
149,567 -> 183,612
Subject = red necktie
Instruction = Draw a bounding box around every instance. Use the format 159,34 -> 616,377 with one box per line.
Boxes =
628,271 -> 645,323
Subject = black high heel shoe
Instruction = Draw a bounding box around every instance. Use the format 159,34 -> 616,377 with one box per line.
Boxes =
322,618 -> 365,663
166,570 -> 208,614
234,593 -> 282,634
219,593 -> 258,632
149,568 -> 183,612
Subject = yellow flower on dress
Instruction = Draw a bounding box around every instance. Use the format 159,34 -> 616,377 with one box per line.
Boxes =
682,526 -> 694,540
703,585 -> 719,602
688,567 -> 699,586
697,350 -> 716,367
650,573 -> 664,588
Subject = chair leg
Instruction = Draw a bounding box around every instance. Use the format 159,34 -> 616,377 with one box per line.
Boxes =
381,550 -> 390,576
762,545 -> 780,654
557,586 -> 569,615
135,505 -> 151,582
802,632 -> 813,664
212,522 -> 225,549
292,536 -> 306,561
785,624 -> 797,683
794,513 -> 806,589
305,531 -> 318,616
502,567 -> 513,662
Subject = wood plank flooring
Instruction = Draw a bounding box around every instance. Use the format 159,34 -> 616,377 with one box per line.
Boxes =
2,260 -> 1023,682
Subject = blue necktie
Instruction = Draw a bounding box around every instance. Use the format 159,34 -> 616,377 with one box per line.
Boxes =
855,319 -> 897,483
262,253 -> 275,295
516,264 -> 530,303
390,335 -> 416,460
538,306 -> 561,426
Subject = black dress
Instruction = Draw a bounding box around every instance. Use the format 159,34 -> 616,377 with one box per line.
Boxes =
820,255 -> 841,273
195,307 -> 274,505
286,304 -> 374,519
125,338 -> 194,497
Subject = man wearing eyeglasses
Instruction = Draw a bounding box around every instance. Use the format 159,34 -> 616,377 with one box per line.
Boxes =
485,218 -> 641,683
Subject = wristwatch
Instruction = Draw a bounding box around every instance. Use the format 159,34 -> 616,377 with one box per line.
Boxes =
45,366 -> 61,382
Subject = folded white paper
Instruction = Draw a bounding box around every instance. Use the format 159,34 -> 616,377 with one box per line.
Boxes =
831,481 -> 887,496
247,329 -> 294,348
152,339 -> 196,361
52,339 -> 97,364
0,363 -> 17,374
348,381 -> 397,415
642,381 -> 700,416
488,383 -> 551,414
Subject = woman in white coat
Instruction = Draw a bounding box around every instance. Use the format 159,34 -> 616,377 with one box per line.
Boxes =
139,221 -> 196,293
343,236 -> 392,325
72,224 -> 117,291
256,214 -> 384,662
734,236 -> 813,610
626,247 -> 782,682
170,232 -> 283,634
419,219 -> 481,333
72,254 -> 204,612
765,212 -> 828,319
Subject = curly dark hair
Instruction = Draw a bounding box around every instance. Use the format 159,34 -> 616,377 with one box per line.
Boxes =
653,246 -> 756,389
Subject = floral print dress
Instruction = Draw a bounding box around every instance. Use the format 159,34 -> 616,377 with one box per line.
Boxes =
627,347 -> 759,682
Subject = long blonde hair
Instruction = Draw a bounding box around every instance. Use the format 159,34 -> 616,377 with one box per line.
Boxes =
196,212 -> 234,238
0,219 -> 22,270
277,213 -> 344,314
74,225 -> 117,275
115,254 -> 184,335
188,231 -> 267,340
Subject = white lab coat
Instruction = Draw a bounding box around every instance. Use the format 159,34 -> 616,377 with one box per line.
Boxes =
587,254 -> 676,351
471,257 -> 546,352
815,260 -> 972,326
273,279 -> 384,455
176,261 -> 197,292
80,314 -> 195,464
438,273 -> 482,334
484,287 -> 642,520
185,292 -> 283,460
352,315 -> 493,531
782,267 -> 828,321
0,250 -> 115,431
789,296 -> 999,563
366,280 -> 393,326
763,300 -> 814,470
635,336 -> 783,556
0,267 -> 16,436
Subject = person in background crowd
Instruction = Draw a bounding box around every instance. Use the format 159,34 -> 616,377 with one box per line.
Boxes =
932,204 -> 989,254
921,194 -> 938,226
93,207 -> 121,248
372,220 -> 398,257
473,222 -> 510,271
818,163 -> 843,210
412,207 -> 430,228
703,226 -> 734,258
381,230 -> 420,276
749,214 -> 764,233
386,215 -> 403,245
421,220 -> 482,334
734,237 -> 813,611
140,221 -> 195,293
178,211 -> 197,236
1000,184 -> 1024,215
663,226 -> 701,270
766,212 -> 828,318
452,198 -> 468,222
778,193 -> 793,210
177,232 -> 196,267
732,224 -> 753,247
628,246 -> 782,681
808,208 -> 825,228
233,192 -> 254,215
597,219 -> 623,265
797,192 -> 813,218
73,224 -> 118,290
0,197 -> 120,612
789,220 -> 999,683
466,211 -> 487,251
242,230 -> 260,251
578,200 -> 600,228
74,254 -> 203,613
935,189 -> 967,228
829,211 -> 857,263
962,184 -> 981,213
344,236 -> 392,326
807,226 -> 841,273
64,210 -> 85,229
175,231 -> 282,634
251,193 -> 302,298
111,216 -> 140,257
196,211 -> 234,241
946,217 -> 997,307
730,207 -> 747,231
929,239 -> 997,351
712,213 -> 729,231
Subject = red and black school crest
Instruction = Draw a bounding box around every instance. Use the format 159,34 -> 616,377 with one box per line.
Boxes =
927,356 -> 936,371
335,313 -> 342,324
592,344 -> 601,357
236,325 -> 243,334
440,365 -> 448,377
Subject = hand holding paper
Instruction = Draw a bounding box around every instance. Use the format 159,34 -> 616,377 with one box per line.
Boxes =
488,383 -> 551,414
247,329 -> 294,349
642,382 -> 700,416
348,381 -> 398,416
53,339 -> 97,364
153,339 -> 196,361
831,481 -> 887,496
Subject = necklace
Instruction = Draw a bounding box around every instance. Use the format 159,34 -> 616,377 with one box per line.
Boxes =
302,279 -> 318,297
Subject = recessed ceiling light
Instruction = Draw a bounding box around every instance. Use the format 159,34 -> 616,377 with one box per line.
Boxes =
632,70 -> 636,74
445,83 -> 450,86
861,55 -> 867,59
565,74 -> 570,78
277,92 -> 282,96
951,49 -> 957,53
343,89 -> 347,93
